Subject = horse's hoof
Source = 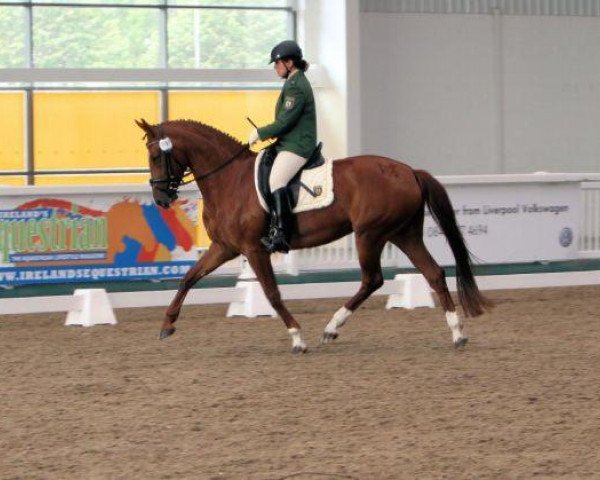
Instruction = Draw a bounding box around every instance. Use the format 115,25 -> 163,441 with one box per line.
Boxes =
159,327 -> 176,340
320,331 -> 338,344
454,336 -> 468,349
291,345 -> 308,354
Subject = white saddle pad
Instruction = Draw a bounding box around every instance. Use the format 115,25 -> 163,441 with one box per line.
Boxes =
254,152 -> 335,214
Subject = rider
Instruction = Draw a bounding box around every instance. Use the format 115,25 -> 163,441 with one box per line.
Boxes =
248,40 -> 317,254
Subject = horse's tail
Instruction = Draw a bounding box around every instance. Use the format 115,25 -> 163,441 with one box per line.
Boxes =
413,169 -> 493,317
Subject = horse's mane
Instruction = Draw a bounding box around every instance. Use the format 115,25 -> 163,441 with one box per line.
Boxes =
164,119 -> 245,152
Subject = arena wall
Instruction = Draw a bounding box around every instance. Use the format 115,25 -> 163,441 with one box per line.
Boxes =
360,10 -> 600,174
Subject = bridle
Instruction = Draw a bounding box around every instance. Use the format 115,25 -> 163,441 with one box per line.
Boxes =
146,125 -> 249,200
147,139 -> 183,200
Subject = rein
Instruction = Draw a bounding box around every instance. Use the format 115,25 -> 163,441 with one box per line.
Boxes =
195,144 -> 249,181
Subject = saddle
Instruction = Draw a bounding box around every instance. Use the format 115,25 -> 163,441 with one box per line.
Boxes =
257,142 -> 325,210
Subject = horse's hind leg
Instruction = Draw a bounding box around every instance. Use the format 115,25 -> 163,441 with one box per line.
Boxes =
159,242 -> 238,340
321,233 -> 385,344
391,234 -> 468,348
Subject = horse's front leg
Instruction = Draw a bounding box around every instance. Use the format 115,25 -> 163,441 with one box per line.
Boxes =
245,249 -> 307,354
160,242 -> 238,340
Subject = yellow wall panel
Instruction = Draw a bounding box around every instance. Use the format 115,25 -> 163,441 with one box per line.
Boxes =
0,92 -> 25,171
169,90 -> 279,143
34,91 -> 160,172
0,177 -> 26,186
35,173 -> 150,186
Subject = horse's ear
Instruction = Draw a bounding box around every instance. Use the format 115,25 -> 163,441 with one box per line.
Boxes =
135,118 -> 155,139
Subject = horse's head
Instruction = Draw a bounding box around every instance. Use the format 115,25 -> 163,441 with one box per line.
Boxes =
136,119 -> 188,209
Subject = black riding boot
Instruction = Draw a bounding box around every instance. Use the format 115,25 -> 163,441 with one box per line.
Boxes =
261,188 -> 292,254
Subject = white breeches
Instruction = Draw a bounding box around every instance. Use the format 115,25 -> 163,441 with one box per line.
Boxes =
269,150 -> 308,191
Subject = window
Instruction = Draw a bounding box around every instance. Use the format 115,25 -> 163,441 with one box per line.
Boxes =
33,7 -> 161,68
168,8 -> 288,68
0,1 -> 294,69
0,1 -> 294,185
0,6 -> 26,68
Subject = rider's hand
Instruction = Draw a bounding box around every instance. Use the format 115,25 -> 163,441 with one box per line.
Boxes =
248,129 -> 260,145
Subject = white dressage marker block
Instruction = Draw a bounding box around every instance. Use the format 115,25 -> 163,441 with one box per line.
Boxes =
65,289 -> 117,327
386,273 -> 435,310
226,281 -> 277,318
238,257 -> 257,280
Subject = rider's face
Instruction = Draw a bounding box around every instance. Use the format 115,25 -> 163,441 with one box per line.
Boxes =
274,59 -> 293,78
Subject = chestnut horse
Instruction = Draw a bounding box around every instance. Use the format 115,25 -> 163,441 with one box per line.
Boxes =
136,119 -> 491,353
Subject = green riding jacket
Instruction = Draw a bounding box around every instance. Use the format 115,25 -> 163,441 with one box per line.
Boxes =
257,70 -> 317,159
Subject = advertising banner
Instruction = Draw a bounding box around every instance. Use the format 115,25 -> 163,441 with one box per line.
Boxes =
0,187 -> 198,286
420,181 -> 580,266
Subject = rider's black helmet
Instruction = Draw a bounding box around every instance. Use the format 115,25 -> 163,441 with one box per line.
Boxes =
269,40 -> 303,64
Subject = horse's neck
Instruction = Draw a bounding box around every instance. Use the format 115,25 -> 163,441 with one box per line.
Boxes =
194,149 -> 256,210
168,122 -> 255,209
